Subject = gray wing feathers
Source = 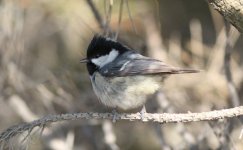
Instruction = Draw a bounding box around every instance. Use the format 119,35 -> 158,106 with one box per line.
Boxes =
100,59 -> 199,77
99,52 -> 199,77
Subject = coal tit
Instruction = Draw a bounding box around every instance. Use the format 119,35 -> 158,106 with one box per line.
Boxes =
80,35 -> 199,110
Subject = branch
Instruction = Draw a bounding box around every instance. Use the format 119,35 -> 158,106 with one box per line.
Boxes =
224,23 -> 240,107
125,0 -> 137,34
104,0 -> 113,36
0,106 -> 243,143
115,0 -> 124,40
86,0 -> 105,30
207,0 -> 243,33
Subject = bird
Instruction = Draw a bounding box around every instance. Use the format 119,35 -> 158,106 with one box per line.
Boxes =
80,35 -> 199,112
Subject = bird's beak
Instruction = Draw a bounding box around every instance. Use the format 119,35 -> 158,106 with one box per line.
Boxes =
80,58 -> 88,63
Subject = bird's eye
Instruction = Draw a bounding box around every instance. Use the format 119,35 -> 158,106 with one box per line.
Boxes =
95,54 -> 100,58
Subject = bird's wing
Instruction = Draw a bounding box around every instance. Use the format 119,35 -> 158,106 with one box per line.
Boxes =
99,54 -> 199,77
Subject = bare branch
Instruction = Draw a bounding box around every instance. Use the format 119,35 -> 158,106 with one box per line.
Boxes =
115,0 -> 124,40
207,0 -> 243,33
125,0 -> 137,34
86,0 -> 105,30
0,106 -> 243,144
224,23 -> 240,107
104,0 -> 113,36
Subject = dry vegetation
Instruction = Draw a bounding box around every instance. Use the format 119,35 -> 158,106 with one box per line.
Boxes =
0,0 -> 242,149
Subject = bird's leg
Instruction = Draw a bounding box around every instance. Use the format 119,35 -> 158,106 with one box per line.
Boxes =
140,105 -> 147,120
111,108 -> 118,123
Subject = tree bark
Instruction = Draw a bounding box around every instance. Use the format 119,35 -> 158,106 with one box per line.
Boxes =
208,0 -> 243,33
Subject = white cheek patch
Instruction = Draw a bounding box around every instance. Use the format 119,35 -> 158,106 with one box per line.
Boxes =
91,49 -> 119,67
91,55 -> 109,67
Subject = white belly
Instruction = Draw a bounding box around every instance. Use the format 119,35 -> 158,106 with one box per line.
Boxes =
91,72 -> 163,110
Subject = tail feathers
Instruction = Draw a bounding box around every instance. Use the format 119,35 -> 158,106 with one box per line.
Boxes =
171,68 -> 201,74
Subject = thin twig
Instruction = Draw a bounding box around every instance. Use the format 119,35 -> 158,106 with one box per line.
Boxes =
224,22 -> 240,107
224,23 -> 243,145
86,0 -> 105,30
153,0 -> 162,33
125,0 -> 137,34
115,0 -> 124,40
105,0 -> 113,36
0,106 -> 243,143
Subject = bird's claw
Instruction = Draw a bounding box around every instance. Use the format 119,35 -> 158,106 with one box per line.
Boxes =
140,105 -> 147,120
112,109 -> 118,123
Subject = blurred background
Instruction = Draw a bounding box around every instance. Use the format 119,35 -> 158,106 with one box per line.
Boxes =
0,0 -> 242,149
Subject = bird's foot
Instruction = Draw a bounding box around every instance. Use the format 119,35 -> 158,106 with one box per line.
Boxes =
112,109 -> 118,123
140,105 -> 147,120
